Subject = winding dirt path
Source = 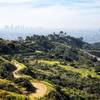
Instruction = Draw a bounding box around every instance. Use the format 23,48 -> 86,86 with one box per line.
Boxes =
11,60 -> 47,99
30,83 -> 47,98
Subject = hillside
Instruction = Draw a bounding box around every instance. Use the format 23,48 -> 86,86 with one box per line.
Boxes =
0,33 -> 100,100
92,42 -> 100,50
86,42 -> 100,57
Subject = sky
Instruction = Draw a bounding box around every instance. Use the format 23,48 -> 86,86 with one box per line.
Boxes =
0,0 -> 100,30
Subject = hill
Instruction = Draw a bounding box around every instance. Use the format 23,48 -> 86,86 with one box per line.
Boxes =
0,32 -> 100,100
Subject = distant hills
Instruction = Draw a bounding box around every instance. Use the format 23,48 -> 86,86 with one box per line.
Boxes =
0,26 -> 100,43
68,30 -> 100,43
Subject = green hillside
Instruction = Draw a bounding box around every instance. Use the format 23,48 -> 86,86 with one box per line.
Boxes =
0,33 -> 100,100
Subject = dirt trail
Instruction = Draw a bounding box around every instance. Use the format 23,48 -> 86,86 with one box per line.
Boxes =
11,60 -> 47,99
30,82 -> 47,98
13,63 -> 22,78
82,50 -> 100,61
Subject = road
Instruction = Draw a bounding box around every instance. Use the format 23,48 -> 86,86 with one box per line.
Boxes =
82,50 -> 100,61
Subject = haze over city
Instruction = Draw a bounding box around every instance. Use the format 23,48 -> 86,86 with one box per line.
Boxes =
0,0 -> 100,43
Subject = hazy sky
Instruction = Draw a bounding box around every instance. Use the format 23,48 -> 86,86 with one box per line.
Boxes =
0,0 -> 100,30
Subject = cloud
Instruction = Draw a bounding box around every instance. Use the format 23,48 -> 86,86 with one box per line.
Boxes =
0,0 -> 31,3
0,0 -> 100,29
0,0 -> 32,7
0,0 -> 100,9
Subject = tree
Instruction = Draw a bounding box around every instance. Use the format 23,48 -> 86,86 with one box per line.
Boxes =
18,37 -> 23,43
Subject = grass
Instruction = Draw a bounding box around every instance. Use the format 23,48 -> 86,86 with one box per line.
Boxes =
35,50 -> 44,54
32,68 -> 52,76
63,87 -> 97,99
38,59 -> 100,78
0,89 -> 27,100
53,42 -> 71,48
11,60 -> 27,69
0,78 -> 13,84
0,56 -> 11,63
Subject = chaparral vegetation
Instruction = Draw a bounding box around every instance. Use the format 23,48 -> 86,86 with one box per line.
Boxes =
0,32 -> 100,100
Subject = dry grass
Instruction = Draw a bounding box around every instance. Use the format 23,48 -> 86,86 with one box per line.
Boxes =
38,59 -> 100,78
